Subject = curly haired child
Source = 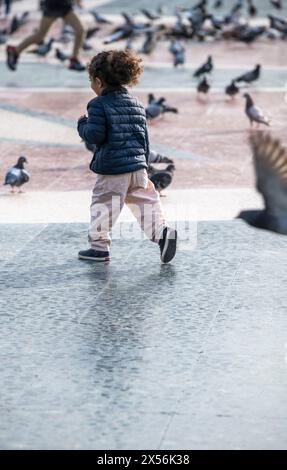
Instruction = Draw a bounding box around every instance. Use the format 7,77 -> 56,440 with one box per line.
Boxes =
77,49 -> 177,263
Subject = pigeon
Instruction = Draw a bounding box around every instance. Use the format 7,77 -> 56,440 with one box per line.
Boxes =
146,94 -> 178,120
0,33 -> 7,45
234,25 -> 266,44
90,10 -> 112,24
29,38 -> 54,56
243,93 -> 271,128
9,12 -> 29,35
193,56 -> 213,78
149,149 -> 174,164
58,24 -> 74,44
197,76 -> 210,96
230,0 -> 244,16
169,40 -> 185,67
140,9 -> 160,21
213,0 -> 223,7
55,48 -> 69,62
86,26 -> 100,40
186,5 -> 207,38
268,15 -> 287,34
121,12 -> 135,26
82,40 -> 93,51
149,164 -> 176,195
225,80 -> 240,99
247,0 -> 257,17
234,64 -> 261,84
140,32 -> 157,54
4,156 -> 29,193
238,132 -> 287,235
270,0 -> 282,9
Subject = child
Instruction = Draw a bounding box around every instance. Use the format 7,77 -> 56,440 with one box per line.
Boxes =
77,49 -> 177,263
6,0 -> 85,71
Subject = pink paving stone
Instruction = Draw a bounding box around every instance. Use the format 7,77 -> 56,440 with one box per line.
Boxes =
1,88 -> 285,192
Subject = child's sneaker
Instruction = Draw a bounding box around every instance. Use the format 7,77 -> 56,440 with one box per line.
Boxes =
159,227 -> 177,264
78,249 -> 110,262
69,58 -> 86,71
6,46 -> 19,71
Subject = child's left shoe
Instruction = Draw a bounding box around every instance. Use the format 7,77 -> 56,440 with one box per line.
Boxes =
78,249 -> 110,262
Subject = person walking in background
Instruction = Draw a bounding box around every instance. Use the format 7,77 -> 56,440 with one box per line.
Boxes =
77,49 -> 177,263
6,0 -> 85,71
0,0 -> 12,17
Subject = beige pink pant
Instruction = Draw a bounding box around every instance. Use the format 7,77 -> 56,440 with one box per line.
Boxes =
89,169 -> 166,251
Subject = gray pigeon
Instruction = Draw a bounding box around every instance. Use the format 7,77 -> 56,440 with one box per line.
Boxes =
55,48 -> 69,62
149,164 -> 176,195
146,94 -> 178,120
90,10 -> 113,24
169,40 -> 185,67
238,132 -> 287,235
193,56 -> 213,78
234,64 -> 261,84
225,80 -> 239,99
149,149 -> 174,164
243,93 -> 271,127
4,156 -> 29,192
29,38 -> 54,56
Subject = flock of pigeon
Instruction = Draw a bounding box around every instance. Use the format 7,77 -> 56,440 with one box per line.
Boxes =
146,58 -> 270,127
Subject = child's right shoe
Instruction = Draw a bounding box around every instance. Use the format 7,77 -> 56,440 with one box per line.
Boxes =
78,249 -> 110,262
6,46 -> 19,71
159,227 -> 177,264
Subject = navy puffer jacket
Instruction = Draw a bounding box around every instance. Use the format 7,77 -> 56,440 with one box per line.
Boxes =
77,87 -> 149,175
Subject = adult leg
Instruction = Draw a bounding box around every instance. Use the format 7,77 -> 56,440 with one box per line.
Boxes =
63,10 -> 84,59
5,0 -> 11,16
16,15 -> 55,54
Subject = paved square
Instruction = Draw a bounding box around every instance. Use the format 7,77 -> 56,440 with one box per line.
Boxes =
0,0 -> 287,450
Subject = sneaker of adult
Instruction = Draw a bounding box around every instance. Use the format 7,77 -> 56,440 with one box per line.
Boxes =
159,227 -> 177,264
6,45 -> 19,71
69,57 -> 86,71
78,249 -> 110,262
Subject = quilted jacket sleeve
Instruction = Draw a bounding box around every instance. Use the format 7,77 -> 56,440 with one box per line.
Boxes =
144,124 -> 150,165
77,98 -> 106,145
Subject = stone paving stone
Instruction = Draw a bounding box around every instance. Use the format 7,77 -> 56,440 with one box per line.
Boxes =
0,221 -> 286,449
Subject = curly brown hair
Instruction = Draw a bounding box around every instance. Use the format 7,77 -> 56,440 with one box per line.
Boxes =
88,49 -> 144,87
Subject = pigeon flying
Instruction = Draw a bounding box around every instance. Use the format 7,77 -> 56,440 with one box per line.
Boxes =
238,132 -> 287,235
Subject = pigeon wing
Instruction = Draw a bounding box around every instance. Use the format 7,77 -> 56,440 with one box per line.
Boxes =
20,169 -> 30,184
248,105 -> 270,125
250,132 -> 287,216
4,167 -> 21,186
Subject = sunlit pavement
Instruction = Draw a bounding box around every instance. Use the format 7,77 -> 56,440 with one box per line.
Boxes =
0,0 -> 287,450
